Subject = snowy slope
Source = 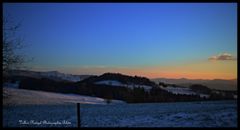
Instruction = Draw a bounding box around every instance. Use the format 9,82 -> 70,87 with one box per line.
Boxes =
10,70 -> 91,82
94,80 -> 152,91
160,85 -> 197,95
152,78 -> 237,91
159,85 -> 211,98
3,87 -> 125,105
39,71 -> 82,82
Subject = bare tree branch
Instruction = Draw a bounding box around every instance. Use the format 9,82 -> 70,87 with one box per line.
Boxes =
3,15 -> 32,78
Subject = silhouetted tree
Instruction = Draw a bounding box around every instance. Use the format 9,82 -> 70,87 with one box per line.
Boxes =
3,15 -> 32,81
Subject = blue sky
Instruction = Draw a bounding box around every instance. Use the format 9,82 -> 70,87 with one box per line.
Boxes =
3,3 -> 237,78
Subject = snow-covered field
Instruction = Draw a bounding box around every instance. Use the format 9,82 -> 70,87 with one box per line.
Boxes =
3,87 -> 125,105
3,87 -> 237,127
80,101 -> 237,127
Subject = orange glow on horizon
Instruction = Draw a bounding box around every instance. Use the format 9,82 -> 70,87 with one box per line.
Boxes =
140,72 -> 237,80
32,60 -> 237,80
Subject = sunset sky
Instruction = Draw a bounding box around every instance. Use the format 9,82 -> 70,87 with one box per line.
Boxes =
3,3 -> 237,79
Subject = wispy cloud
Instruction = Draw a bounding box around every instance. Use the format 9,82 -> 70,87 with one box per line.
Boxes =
208,53 -> 236,61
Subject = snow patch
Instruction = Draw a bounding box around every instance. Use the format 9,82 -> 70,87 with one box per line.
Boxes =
160,86 -> 197,95
95,80 -> 152,91
200,94 -> 210,98
233,95 -> 237,99
95,80 -> 124,86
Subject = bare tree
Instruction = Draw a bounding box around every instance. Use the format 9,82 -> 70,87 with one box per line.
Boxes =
3,15 -> 31,78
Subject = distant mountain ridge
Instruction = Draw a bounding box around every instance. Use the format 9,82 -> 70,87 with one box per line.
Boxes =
151,78 -> 237,90
7,70 -> 91,82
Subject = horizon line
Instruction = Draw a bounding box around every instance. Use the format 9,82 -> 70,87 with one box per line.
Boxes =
14,69 -> 237,81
